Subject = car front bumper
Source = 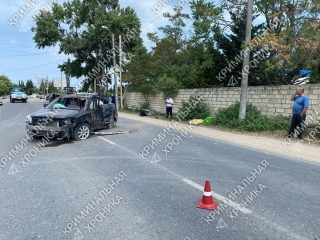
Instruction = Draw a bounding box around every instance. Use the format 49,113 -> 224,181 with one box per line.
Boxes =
26,125 -> 72,139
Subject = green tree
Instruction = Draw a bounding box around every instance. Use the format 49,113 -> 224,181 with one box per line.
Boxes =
122,45 -> 157,108
182,0 -> 228,87
27,88 -> 35,95
212,5 -> 263,86
25,79 -> 35,94
253,0 -> 320,75
158,6 -> 190,52
32,0 -> 142,96
48,80 -> 58,93
147,8 -> 205,89
156,75 -> 180,97
0,75 -> 12,96
18,80 -> 25,87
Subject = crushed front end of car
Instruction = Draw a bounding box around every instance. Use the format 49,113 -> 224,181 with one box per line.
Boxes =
26,115 -> 77,140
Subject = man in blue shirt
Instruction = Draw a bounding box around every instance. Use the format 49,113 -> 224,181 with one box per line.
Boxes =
285,86 -> 310,140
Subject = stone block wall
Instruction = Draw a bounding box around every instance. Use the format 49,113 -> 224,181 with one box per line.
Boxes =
124,84 -> 320,123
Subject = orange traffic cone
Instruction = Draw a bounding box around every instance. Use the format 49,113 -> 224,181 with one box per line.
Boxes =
197,181 -> 218,210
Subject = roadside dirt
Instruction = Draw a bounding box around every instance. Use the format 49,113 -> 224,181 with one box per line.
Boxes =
119,112 -> 320,164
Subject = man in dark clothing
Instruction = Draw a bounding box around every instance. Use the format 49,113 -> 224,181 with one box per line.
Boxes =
111,95 -> 115,105
285,86 -> 309,140
49,93 -> 56,102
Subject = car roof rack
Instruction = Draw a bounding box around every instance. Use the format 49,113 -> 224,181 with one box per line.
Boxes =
76,92 -> 98,95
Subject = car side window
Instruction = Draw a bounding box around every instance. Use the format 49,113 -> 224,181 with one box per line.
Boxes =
89,98 -> 100,109
79,99 -> 86,109
89,99 -> 95,109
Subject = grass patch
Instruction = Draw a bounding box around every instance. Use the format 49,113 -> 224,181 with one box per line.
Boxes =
211,102 -> 291,132
119,103 -> 320,144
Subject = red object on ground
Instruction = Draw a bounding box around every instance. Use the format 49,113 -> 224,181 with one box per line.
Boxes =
197,181 -> 218,210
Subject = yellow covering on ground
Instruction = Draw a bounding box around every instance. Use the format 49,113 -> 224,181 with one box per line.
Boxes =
188,119 -> 204,125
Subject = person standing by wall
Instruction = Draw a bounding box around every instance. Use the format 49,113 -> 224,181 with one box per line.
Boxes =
165,94 -> 174,118
285,86 -> 309,141
111,95 -> 115,105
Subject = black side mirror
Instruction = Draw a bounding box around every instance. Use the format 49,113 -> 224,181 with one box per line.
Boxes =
43,103 -> 49,108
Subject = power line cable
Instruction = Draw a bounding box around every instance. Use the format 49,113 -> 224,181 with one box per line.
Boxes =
0,59 -> 67,73
0,45 -> 36,48
0,51 -> 59,58
0,2 -> 204,72
6,71 -> 61,76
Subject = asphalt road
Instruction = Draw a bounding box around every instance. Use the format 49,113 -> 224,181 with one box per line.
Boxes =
0,97 -> 319,240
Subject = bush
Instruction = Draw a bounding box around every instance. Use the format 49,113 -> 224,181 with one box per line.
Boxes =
156,75 -> 180,97
178,95 -> 210,120
212,102 -> 290,131
140,102 -> 148,109
123,104 -> 129,111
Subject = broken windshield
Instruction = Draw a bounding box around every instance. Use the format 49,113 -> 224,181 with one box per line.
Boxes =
46,97 -> 87,109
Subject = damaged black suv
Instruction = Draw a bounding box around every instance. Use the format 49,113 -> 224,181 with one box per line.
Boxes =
26,93 -> 118,140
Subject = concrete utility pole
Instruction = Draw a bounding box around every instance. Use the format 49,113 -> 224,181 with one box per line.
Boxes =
119,35 -> 123,107
112,33 -> 118,111
239,0 -> 254,120
46,75 -> 48,95
61,71 -> 63,91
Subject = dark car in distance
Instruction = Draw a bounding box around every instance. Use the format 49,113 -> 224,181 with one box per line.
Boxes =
26,93 -> 118,140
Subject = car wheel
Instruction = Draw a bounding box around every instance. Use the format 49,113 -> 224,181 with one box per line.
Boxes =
113,114 -> 118,126
72,123 -> 90,141
106,122 -> 115,129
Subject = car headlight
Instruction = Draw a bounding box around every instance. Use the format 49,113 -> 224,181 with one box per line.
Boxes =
12,94 -> 16,98
26,115 -> 32,124
22,94 -> 26,97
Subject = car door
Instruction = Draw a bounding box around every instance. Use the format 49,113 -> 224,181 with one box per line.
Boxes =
95,98 -> 104,127
87,98 -> 97,129
88,97 -> 102,129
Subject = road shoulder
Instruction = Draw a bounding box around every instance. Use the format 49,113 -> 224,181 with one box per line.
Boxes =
119,112 -> 320,164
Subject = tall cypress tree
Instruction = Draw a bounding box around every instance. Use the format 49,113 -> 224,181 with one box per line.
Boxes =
213,7 -> 264,86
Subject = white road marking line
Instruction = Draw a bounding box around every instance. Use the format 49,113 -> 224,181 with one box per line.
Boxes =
181,178 -> 252,214
95,125 -> 309,239
97,136 -> 116,145
97,133 -> 251,214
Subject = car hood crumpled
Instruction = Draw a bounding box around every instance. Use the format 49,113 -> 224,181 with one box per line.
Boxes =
30,109 -> 83,119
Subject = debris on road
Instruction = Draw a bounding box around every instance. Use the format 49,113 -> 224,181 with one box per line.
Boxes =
92,129 -> 138,135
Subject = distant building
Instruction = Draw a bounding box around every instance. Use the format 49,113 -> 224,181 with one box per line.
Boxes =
53,78 -> 67,88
